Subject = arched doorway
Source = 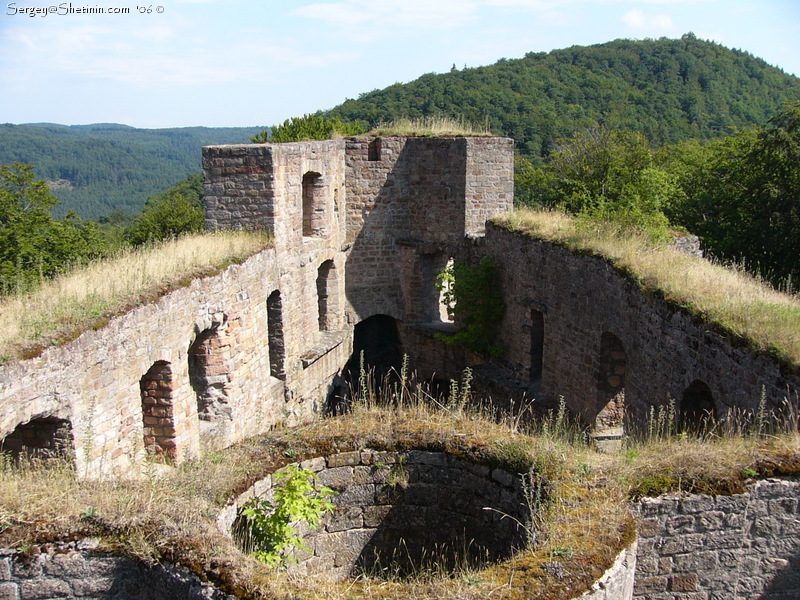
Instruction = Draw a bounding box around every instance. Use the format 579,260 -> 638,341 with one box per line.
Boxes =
680,379 -> 716,433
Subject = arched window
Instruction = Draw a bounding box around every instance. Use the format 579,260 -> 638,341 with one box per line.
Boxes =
140,360 -> 176,461
596,332 -> 626,428
529,309 -> 544,383
317,260 -> 339,332
680,379 -> 716,432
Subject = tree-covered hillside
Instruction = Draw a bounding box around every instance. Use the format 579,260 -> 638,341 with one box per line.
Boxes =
0,123 -> 263,219
326,35 -> 800,160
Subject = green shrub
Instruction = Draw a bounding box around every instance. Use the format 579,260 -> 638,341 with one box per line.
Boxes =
239,465 -> 336,568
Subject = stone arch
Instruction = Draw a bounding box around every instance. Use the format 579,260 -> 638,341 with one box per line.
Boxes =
188,323 -> 232,422
596,332 -> 626,429
267,290 -> 286,380
680,379 -> 716,431
317,260 -> 340,332
529,309 -> 544,384
1,416 -> 74,463
335,315 -> 404,410
302,171 -> 326,237
140,360 -> 176,461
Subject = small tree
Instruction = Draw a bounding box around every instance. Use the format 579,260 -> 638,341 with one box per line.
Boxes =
239,465 -> 336,568
0,163 -> 110,292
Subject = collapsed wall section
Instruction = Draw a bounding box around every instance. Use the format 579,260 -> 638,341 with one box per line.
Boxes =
484,222 -> 800,426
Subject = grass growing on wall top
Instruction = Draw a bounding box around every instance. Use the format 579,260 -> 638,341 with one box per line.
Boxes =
1,377 -> 797,600
368,116 -> 492,137
493,209 -> 800,370
0,231 -> 271,363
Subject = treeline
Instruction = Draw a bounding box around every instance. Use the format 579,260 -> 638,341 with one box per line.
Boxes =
514,102 -> 800,290
326,35 -> 800,161
0,165 -> 204,293
0,123 -> 263,220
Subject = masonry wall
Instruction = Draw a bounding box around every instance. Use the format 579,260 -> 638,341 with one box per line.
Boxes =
343,136 -> 513,382
0,245 -> 353,477
635,478 -> 800,599
484,223 -> 800,426
0,548 -> 235,600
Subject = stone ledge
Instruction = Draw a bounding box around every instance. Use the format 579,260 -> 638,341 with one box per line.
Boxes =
300,331 -> 347,368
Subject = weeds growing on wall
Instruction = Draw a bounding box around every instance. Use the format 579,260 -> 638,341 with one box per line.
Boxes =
436,256 -> 504,356
0,231 -> 271,363
494,209 -> 800,370
237,465 -> 335,568
0,375 -> 798,600
368,116 -> 491,137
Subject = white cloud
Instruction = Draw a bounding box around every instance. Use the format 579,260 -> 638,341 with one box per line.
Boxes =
622,8 -> 675,32
291,0 -> 479,38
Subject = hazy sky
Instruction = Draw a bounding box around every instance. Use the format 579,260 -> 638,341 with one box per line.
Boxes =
1,0 -> 798,128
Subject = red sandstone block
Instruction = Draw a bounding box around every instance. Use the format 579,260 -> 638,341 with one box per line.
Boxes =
668,573 -> 698,592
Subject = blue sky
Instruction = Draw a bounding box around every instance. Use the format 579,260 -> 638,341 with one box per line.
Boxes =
1,0 -> 799,128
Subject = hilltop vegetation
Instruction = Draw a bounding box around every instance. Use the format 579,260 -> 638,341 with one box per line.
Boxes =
326,35 -> 800,161
0,123 -> 263,219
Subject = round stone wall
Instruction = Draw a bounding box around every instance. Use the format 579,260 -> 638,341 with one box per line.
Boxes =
218,449 -> 531,581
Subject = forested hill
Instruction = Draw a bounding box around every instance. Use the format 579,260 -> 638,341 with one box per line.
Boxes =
326,35 -> 800,160
0,123 -> 263,219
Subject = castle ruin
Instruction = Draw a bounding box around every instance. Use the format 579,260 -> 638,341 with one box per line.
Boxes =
0,135 -> 797,478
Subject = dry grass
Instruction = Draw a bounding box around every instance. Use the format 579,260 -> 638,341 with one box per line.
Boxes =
368,116 -> 491,137
1,387 -> 798,599
494,209 -> 800,369
0,232 -> 271,363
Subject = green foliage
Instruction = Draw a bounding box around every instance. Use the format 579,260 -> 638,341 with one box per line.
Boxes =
436,256 -> 504,356
125,174 -> 204,246
250,114 -> 366,143
239,465 -> 336,568
0,163 -> 112,293
326,36 -> 800,162
520,127 -> 676,240
0,123 -> 263,219
662,101 -> 800,290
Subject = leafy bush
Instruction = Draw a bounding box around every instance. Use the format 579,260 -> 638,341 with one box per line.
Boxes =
250,114 -> 366,143
125,174 -> 204,246
239,465 -> 336,568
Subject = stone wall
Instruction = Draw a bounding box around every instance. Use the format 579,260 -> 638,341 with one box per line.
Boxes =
0,547 -> 234,600
635,478 -> 800,599
218,450 -> 531,582
483,222 -> 800,427
577,540 -> 637,600
343,136 -> 513,329
0,246 -> 350,477
4,132 -> 795,479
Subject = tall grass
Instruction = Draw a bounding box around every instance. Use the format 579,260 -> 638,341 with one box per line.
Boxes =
0,232 -> 271,362
494,209 -> 800,368
368,116 -> 491,137
0,379 -> 796,599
